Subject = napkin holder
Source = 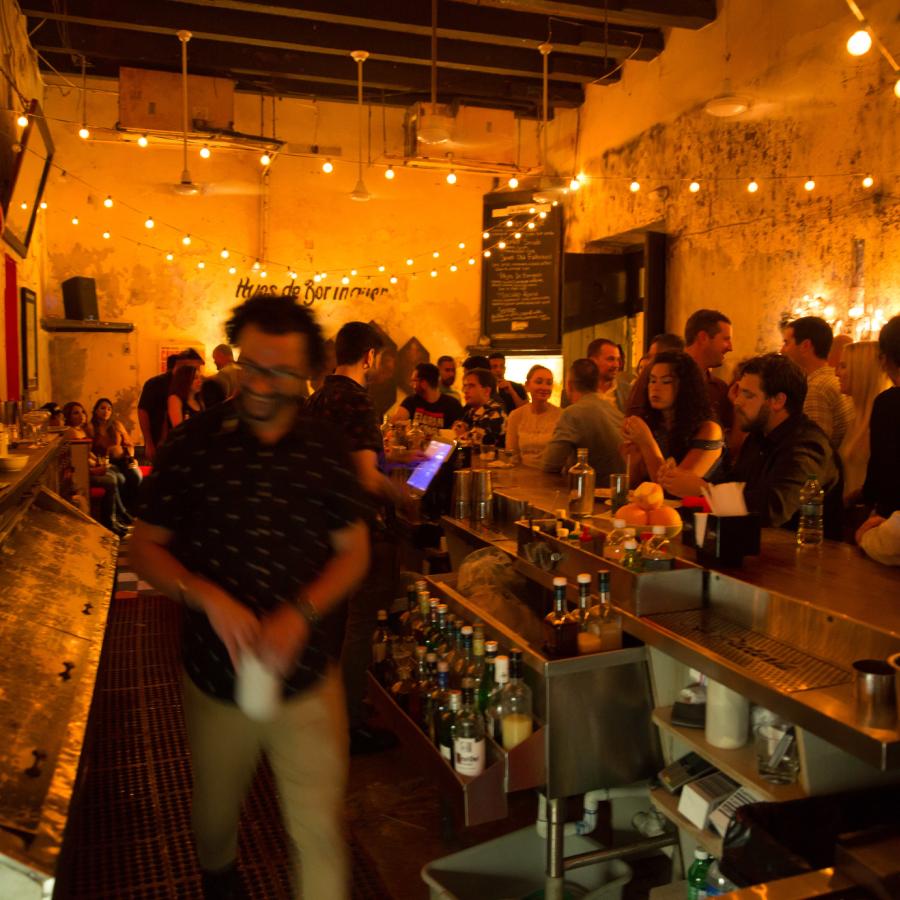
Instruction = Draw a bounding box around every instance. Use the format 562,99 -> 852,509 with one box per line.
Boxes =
697,514 -> 761,567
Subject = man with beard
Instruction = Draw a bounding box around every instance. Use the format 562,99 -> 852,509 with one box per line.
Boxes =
391,362 -> 463,436
307,321 -> 405,754
660,353 -> 841,536
130,296 -> 370,899
587,338 -> 630,414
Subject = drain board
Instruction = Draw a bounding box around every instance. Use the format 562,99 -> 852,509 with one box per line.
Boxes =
647,608 -> 851,693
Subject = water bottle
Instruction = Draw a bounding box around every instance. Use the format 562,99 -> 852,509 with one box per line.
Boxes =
567,448 -> 596,518
704,859 -> 736,896
796,473 -> 824,546
687,848 -> 711,900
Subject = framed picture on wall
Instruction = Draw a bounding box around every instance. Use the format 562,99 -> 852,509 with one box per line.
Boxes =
21,287 -> 38,391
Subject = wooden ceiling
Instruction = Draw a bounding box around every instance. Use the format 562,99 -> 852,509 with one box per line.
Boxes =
24,0 -> 716,116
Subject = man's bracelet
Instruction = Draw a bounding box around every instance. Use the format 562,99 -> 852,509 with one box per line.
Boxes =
296,594 -> 322,627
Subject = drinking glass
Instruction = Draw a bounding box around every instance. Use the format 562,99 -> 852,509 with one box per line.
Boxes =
609,473 -> 629,513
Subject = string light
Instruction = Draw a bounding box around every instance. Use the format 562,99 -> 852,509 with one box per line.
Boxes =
406,258 -> 414,266
846,29 -> 872,56
385,165 -> 395,180
228,265 -> 237,274
483,250 -> 491,258
506,219 -> 514,227
200,145 -> 211,159
289,269 -> 297,279
220,248 -> 230,259
166,252 -> 174,261
689,179 -> 701,193
252,259 -> 261,270
527,222 -> 536,230
71,217 -> 79,225
430,269 -> 438,278
39,201 -> 47,210
446,170 -> 457,185
197,261 -> 206,269
458,242 -> 465,250
104,195 -> 114,208
482,231 -> 490,239
569,177 -> 581,191
313,273 -> 322,283
576,172 -> 587,184
508,176 -> 519,189
862,174 -> 874,188
341,275 -> 350,285
539,211 -> 547,219
514,232 -> 522,239
351,269 -> 358,276
19,202 -> 27,210
378,265 -> 385,272
322,159 -> 334,174
389,275 -> 398,284
895,78 -> 900,99
529,206 -> 536,214
260,152 -> 272,166
747,177 -> 759,193
259,269 -> 267,278
498,240 -> 507,249
137,134 -> 148,147
804,176 -> 815,192
144,216 -> 155,229
450,264 -> 458,272
432,251 -> 440,258
629,178 -> 641,193
102,231 -> 110,239
468,257 -> 475,265
17,112 -> 28,127
79,126 -> 90,140
182,234 -> 192,246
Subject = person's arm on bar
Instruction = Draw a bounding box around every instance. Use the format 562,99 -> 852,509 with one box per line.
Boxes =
541,410 -> 577,473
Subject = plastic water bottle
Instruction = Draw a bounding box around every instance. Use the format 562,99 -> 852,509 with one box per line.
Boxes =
796,473 -> 824,546
602,518 -> 629,562
687,848 -> 711,900
704,859 -> 736,896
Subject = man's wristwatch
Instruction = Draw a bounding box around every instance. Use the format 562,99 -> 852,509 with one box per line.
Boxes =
295,594 -> 322,627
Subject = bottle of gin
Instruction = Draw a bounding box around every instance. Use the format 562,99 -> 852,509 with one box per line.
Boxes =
453,679 -> 486,777
543,576 -> 579,658
499,648 -> 533,750
430,659 -> 451,746
567,448 -> 596,518
582,568 -> 623,651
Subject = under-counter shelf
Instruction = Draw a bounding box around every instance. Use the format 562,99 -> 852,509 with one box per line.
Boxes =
366,672 -> 545,827
648,788 -> 723,858
652,707 -> 805,804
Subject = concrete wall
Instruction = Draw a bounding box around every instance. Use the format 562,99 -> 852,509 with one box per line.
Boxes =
548,0 -> 900,370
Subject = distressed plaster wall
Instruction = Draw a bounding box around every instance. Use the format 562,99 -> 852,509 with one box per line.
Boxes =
549,0 -> 900,370
40,84 -> 497,425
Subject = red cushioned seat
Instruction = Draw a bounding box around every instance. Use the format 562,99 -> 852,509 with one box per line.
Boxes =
139,466 -> 151,477
89,487 -> 106,499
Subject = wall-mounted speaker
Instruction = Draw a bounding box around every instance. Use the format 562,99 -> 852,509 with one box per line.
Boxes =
62,276 -> 99,321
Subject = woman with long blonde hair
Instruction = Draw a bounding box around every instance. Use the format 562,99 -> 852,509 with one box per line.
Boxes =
836,340 -> 890,503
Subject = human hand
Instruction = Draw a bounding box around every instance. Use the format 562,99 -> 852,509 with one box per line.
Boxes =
190,577 -> 261,668
452,420 -> 468,438
622,416 -> 653,448
855,514 -> 886,545
255,603 -> 310,677
659,468 -> 705,499
497,378 -> 511,394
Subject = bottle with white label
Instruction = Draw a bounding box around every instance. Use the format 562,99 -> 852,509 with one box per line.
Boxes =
453,679 -> 486,776
485,654 -> 509,741
438,689 -> 462,764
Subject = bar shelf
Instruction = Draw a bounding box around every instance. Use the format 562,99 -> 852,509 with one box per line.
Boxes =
648,787 -> 723,858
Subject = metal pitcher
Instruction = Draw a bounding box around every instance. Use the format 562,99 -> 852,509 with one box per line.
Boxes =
451,469 -> 473,519
472,469 -> 493,522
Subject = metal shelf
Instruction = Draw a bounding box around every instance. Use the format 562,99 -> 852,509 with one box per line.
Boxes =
648,787 -> 723,858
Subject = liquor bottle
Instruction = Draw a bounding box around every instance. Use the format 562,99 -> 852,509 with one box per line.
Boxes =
582,568 -> 623,652
371,610 -> 391,684
621,538 -> 642,572
641,524 -> 674,570
687,849 -> 712,900
499,648 -> 533,750
430,659 -> 451,746
485,654 -> 509,741
438,689 -> 462,764
390,661 -> 415,715
453,679 -> 486,777
603,518 -> 628,561
444,615 -> 461,671
567,448 -> 596,518
797,473 -> 824,546
478,640 -> 498,716
470,624 -> 486,682
424,599 -> 441,651
432,603 -> 451,656
571,573 -> 601,654
408,645 -> 429,725
543,576 -> 579,658
412,588 -> 431,645
453,625 -> 475,687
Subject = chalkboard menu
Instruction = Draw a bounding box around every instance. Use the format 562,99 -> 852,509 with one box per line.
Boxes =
481,194 -> 562,348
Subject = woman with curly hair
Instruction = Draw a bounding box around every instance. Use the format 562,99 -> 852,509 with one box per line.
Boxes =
167,364 -> 203,432
91,397 -> 143,511
621,350 -> 723,485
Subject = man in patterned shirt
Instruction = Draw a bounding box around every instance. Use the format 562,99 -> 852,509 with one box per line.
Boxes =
781,316 -> 854,449
130,296 -> 370,900
460,367 -> 507,447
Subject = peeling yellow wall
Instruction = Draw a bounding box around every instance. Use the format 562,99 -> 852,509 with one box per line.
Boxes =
40,85 -> 494,427
549,0 -> 900,370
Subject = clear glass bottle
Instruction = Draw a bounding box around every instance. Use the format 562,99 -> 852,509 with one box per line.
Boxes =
418,652 -> 438,736
583,568 -> 623,651
543,576 -> 579,658
641,524 -> 674,570
438,689 -> 462,764
408,645 -> 429,726
797,473 -> 824,546
478,640 -> 498,716
430,659 -> 451,746
567,448 -> 596,518
424,599 -> 441,651
470,623 -> 486,682
390,661 -> 415,715
499,648 -> 533,750
572,573 -> 602,654
453,625 -> 475,687
453,679 -> 487,777
433,604 -> 451,658
485,654 -> 509,742
621,538 -> 642,572
371,609 -> 391,685
603,518 -> 629,562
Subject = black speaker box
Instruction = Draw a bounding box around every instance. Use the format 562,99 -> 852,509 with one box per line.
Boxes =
62,276 -> 99,320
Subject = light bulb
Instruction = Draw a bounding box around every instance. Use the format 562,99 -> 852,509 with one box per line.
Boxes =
529,206 -> 536,214
384,165 -> 395,180
804,177 -> 815,192
79,126 -> 90,139
137,134 -> 148,147
19,202 -> 27,210
467,257 -> 475,265
539,210 -> 547,219
104,195 -> 113,208
200,145 -> 211,159
313,274 -> 322,283
576,172 -> 587,184
450,264 -> 458,272
432,251 -> 440,258
182,234 -> 192,246
446,169 -> 457,185
198,261 -> 206,269
102,231 -> 110,240
747,178 -> 759,193
483,250 -> 491,258
527,221 -> 535,229
569,177 -> 581,191
145,216 -> 155,229
322,158 -> 334,174
228,266 -> 237,274
389,275 -> 398,284
406,258 -> 414,266
862,174 -> 874,189
508,176 -> 519,189
39,201 -> 47,210
341,276 -> 350,285
351,269 -> 358,276
430,269 -> 438,278
378,265 -> 385,272
514,232 -> 522,240
17,113 -> 28,127
689,179 -> 700,193
498,240 -> 507,249
260,152 -> 272,166
846,29 -> 872,56
458,242 -> 465,250
252,259 -> 261,270
629,179 -> 640,193
895,77 -> 900,99
551,200 -> 558,207
320,272 -> 327,279
289,270 -> 297,280
72,216 -> 79,225
506,219 -> 514,227
482,231 -> 490,240
259,270 -> 267,278
166,253 -> 174,261
221,248 -> 230,259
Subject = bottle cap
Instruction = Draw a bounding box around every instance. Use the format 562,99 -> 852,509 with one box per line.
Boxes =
426,652 -> 438,663
376,609 -> 387,620
577,573 -> 591,584
485,640 -> 498,652
437,659 -> 449,672
436,603 -> 448,613
553,576 -> 567,587
461,625 -> 473,635
613,518 -> 626,528
416,645 -> 427,657
597,568 -> 610,586
694,849 -> 710,860
652,524 -> 666,534
624,539 -> 638,549
555,508 -> 568,520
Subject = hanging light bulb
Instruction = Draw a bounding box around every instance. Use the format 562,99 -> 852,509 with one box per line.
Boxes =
259,269 -> 267,278
79,125 -> 90,140
529,206 -> 536,214
351,269 -> 358,276
313,273 -> 322,283
320,272 -> 327,279
182,234 -> 192,246
289,269 -> 297,280
39,201 -> 47,210
506,219 -> 514,227
385,165 -> 395,180
458,242 -> 465,250
228,266 -> 237,274
862,174 -> 874,189
895,77 -> 900,99
104,195 -> 114,208
508,175 -> 519,189
446,169 -> 457,185
389,275 -> 398,284
467,257 -> 475,265
17,112 -> 28,127
252,259 -> 261,270
747,177 -> 759,193
260,151 -> 272,166
514,232 -> 522,240
72,216 -> 79,225
197,261 -> 206,269
200,145 -> 211,159
430,269 -> 438,278
483,249 -> 491,258
166,252 -> 174,261
377,264 -> 386,272
102,231 -> 111,240
482,231 -> 490,240
450,264 -> 458,272
220,248 -> 230,259
137,134 -> 149,147
804,176 -> 816,192
846,29 -> 872,56
576,172 -> 587,184
498,240 -> 507,249
322,158 -> 334,174
145,215 -> 155,229
19,202 -> 27,211
629,178 -> 641,193
341,276 -> 350,285
569,177 -> 581,191
432,251 -> 440,258
406,258 -> 414,266
539,210 -> 547,219
527,221 -> 536,230
689,179 -> 701,193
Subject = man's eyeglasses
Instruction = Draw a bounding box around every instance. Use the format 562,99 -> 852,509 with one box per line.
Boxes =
236,360 -> 305,388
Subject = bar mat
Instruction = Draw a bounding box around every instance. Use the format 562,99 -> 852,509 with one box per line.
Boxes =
54,593 -> 392,899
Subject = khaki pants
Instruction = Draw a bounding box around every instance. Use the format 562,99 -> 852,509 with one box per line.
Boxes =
182,667 -> 349,899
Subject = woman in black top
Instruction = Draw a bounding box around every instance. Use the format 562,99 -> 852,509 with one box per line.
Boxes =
167,365 -> 203,433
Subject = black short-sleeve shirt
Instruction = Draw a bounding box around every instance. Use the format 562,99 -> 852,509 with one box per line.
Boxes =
305,374 -> 382,454
400,392 -> 464,435
138,401 -> 369,702
137,371 -> 172,446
